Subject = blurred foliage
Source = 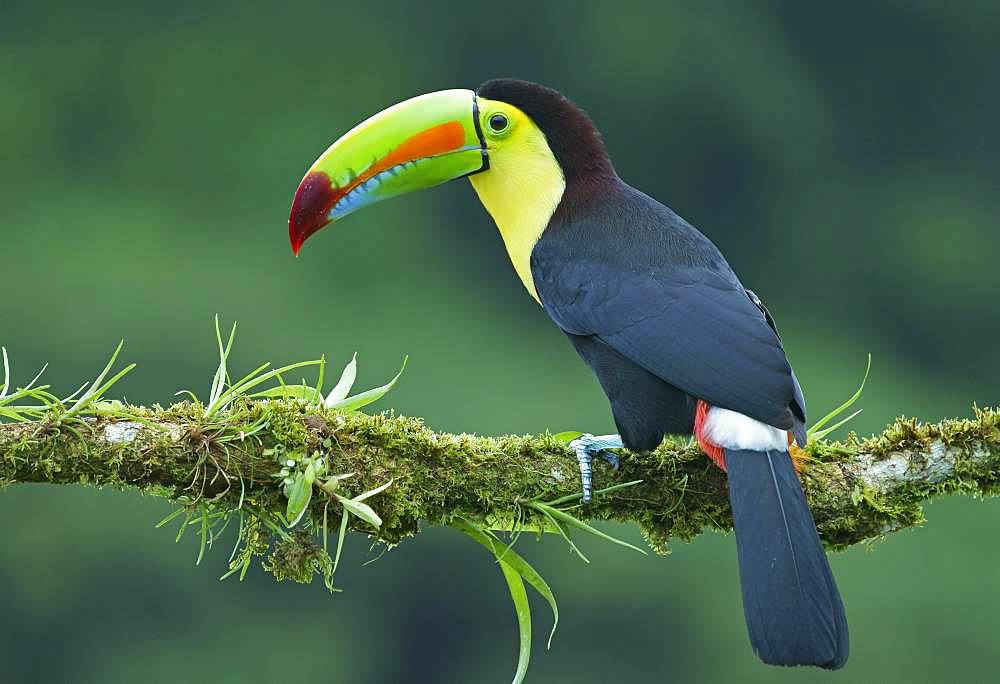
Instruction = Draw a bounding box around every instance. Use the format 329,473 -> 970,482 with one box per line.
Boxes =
1,1 -> 998,681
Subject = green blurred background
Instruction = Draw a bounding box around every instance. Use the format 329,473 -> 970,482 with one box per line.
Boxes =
2,2 -> 998,681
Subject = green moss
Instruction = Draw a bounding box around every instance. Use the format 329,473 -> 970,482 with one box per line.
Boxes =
861,406 -> 1000,458
2,401 -> 998,585
261,401 -> 311,452
264,530 -> 334,589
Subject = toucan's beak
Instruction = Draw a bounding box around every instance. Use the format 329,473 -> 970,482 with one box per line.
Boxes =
289,89 -> 488,255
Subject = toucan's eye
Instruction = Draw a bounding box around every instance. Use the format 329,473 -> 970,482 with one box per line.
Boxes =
488,113 -> 509,133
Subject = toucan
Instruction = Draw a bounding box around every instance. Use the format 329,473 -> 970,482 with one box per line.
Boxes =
288,79 -> 849,670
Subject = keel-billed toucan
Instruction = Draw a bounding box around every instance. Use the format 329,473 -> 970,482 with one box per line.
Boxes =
288,79 -> 849,670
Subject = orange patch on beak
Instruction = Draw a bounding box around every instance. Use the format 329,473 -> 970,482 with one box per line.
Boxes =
369,120 -> 466,178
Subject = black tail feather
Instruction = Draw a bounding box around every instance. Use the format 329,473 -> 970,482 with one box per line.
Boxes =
726,448 -> 849,669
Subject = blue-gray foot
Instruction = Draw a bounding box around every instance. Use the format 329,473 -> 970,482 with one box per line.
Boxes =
567,433 -> 624,503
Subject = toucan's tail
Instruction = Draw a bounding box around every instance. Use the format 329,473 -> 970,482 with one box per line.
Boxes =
726,448 -> 849,669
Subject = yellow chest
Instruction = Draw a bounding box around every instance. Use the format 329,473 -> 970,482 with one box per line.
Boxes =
468,144 -> 566,304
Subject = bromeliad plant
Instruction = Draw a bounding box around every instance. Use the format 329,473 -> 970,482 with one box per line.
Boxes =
159,317 -> 406,592
0,321 -> 872,684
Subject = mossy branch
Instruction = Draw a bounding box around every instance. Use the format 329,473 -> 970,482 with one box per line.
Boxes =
3,344 -> 991,684
6,332 -> 992,683
2,401 -> 998,557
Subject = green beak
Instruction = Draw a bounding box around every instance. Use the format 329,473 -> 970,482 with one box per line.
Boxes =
289,88 -> 487,254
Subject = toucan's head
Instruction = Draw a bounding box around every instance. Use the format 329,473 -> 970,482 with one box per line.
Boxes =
288,80 -> 612,257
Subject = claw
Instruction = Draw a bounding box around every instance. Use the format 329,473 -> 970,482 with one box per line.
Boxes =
568,433 -> 624,503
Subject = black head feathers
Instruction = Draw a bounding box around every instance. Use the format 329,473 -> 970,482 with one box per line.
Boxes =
476,79 -> 615,185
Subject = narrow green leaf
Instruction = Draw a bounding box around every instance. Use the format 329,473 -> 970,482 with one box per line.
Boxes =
540,479 -> 644,508
284,463 -> 316,527
808,354 -> 871,438
313,354 -> 327,407
211,512 -> 233,547
333,508 -> 349,575
532,502 -> 647,555
224,360 -> 322,399
228,514 -> 246,564
211,315 -> 225,403
0,347 -> 9,400
155,506 -> 186,529
174,389 -> 200,403
23,363 -> 49,393
69,364 -> 136,416
811,409 -> 864,441
236,473 -> 246,512
226,362 -> 272,396
196,507 -> 209,565
354,478 -> 394,502
0,383 -> 51,411
248,384 -> 320,400
322,503 -> 329,554
534,504 -> 589,564
62,380 -> 89,403
500,559 -> 531,684
94,339 -> 125,388
551,431 -> 584,444
209,317 -> 237,408
335,494 -> 382,528
327,356 -> 407,412
240,554 -> 253,581
65,341 -> 135,418
206,359 -> 323,417
453,518 -> 560,649
68,352 -> 115,404
325,352 -> 358,406
175,509 -> 193,543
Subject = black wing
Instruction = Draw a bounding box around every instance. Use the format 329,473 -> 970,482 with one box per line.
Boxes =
533,182 -> 804,433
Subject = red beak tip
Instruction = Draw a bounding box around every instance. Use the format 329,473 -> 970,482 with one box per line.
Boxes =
288,171 -> 336,257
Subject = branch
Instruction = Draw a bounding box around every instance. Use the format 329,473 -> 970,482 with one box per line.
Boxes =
2,401 -> 998,560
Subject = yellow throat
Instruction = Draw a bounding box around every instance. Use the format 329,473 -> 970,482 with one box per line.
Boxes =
469,102 -> 566,303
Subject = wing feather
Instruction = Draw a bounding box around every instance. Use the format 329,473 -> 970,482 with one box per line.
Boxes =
533,183 -> 801,429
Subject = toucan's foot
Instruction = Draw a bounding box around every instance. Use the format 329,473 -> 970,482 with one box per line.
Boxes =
568,433 -> 623,503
